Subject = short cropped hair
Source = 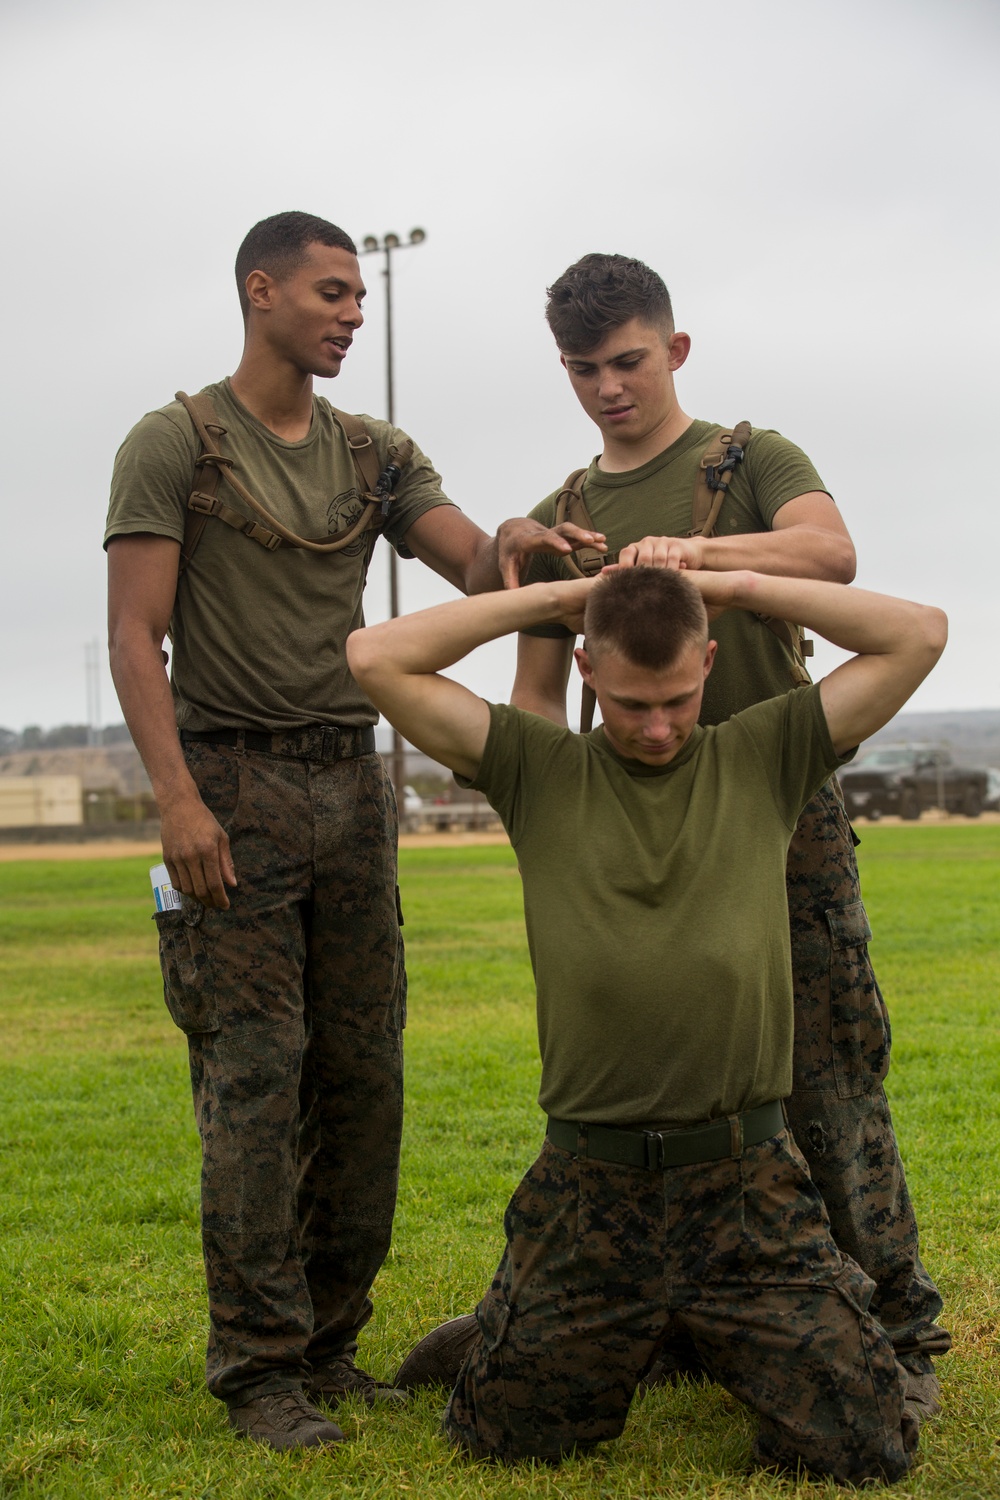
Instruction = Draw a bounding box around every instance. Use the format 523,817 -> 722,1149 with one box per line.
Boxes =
235,211 -> 357,319
583,568 -> 708,671
545,253 -> 674,354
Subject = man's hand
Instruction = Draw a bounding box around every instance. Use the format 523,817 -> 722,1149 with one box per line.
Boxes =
160,792 -> 237,910
613,534 -> 707,572
553,576 -> 599,635
496,519 -> 607,590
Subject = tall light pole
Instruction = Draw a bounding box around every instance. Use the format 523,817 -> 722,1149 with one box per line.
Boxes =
84,638 -> 101,747
360,228 -> 427,805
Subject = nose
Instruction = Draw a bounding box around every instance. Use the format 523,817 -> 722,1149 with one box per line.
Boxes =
597,366 -> 624,403
642,709 -> 672,743
342,299 -> 364,329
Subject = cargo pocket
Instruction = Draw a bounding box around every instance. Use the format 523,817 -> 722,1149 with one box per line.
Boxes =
826,899 -> 887,1097
153,896 -> 219,1034
830,1260 -> 897,1431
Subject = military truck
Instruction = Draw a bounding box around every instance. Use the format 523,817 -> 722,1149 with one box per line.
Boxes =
840,743 -> 989,821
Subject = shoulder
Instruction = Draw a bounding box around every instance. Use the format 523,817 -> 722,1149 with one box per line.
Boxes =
743,426 -> 824,485
312,401 -> 406,465
724,683 -> 826,746
118,395 -> 204,465
476,701 -> 579,773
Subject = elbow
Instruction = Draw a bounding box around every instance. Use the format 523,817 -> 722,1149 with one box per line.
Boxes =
908,605 -> 948,685
830,537 -> 857,585
345,627 -> 378,689
924,605 -> 949,663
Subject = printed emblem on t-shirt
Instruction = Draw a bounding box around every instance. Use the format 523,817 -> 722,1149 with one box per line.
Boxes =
327,488 -> 369,555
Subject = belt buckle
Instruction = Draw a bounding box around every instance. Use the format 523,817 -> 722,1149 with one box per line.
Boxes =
320,726 -> 341,762
643,1131 -> 665,1170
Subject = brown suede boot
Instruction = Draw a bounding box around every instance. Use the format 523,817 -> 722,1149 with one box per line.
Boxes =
309,1352 -> 408,1408
227,1388 -> 345,1449
393,1313 -> 480,1390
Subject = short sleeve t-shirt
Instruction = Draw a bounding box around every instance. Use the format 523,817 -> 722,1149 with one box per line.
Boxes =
522,422 -> 830,724
105,379 -> 456,731
467,684 -> 846,1128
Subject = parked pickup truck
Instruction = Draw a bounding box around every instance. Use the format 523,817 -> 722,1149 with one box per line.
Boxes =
840,743 -> 989,820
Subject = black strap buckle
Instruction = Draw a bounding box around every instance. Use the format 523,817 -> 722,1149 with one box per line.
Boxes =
320,726 -> 341,761
643,1132 -> 665,1170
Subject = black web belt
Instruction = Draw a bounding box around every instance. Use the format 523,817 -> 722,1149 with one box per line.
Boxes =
546,1099 -> 785,1170
180,725 -> 376,762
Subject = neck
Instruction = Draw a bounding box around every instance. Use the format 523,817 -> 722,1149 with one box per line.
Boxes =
230,341 -> 316,440
598,402 -> 694,474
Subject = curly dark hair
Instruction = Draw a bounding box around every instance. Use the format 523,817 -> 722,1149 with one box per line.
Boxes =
545,253 -> 673,354
235,211 -> 357,319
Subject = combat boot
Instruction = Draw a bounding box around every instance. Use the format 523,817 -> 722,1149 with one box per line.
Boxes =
227,1388 -> 345,1449
904,1367 -> 942,1419
309,1352 -> 408,1408
394,1312 -> 480,1390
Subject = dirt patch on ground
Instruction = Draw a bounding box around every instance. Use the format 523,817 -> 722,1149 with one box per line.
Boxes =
0,839 -> 166,862
4,812 -> 998,862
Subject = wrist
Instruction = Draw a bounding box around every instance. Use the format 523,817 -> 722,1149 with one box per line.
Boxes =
152,767 -> 204,813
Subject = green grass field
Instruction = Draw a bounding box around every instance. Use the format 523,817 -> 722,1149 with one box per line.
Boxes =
0,829 -> 997,1498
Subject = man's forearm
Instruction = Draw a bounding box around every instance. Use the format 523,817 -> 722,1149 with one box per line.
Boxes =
109,627 -> 237,907
350,581 -> 583,682
710,571 -> 941,659
109,626 -> 198,807
463,533 -> 503,594
698,526 -> 855,582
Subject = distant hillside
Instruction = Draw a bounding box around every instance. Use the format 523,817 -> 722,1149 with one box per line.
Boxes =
0,743 -> 151,794
865,708 -> 1000,767
2,708 -> 997,797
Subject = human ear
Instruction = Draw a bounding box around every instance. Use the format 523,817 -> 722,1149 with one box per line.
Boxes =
574,646 -> 596,685
667,332 -> 691,370
244,270 -> 275,313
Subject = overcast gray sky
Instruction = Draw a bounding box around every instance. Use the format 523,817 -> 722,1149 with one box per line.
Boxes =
2,0 -> 997,730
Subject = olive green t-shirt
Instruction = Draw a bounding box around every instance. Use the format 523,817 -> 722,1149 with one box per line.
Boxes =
522,421 -> 829,724
104,380 -> 456,731
468,685 -> 845,1128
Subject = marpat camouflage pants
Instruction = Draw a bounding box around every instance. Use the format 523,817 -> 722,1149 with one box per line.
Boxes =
786,780 -> 948,1369
444,1133 -> 918,1484
155,742 -> 405,1403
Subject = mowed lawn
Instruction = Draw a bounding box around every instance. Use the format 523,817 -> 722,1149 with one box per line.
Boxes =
0,829 -> 997,1499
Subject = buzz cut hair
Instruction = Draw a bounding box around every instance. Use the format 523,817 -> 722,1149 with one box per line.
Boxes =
235,211 -> 357,320
545,253 -> 674,355
583,568 -> 708,671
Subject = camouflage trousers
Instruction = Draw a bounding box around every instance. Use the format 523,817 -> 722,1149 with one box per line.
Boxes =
155,742 -> 405,1404
785,780 -> 948,1369
444,1133 -> 918,1483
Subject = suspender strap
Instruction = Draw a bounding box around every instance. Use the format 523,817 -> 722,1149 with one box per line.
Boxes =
689,421 -> 752,538
332,406 -> 383,495
176,391 -> 412,575
553,470 -> 616,579
690,422 -> 812,686
553,468 -> 610,733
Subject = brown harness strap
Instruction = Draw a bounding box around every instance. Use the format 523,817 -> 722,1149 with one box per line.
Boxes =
689,421 -> 752,537
554,471 -> 617,579
552,469 -> 605,730
689,422 -> 812,684
176,390 -> 410,575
